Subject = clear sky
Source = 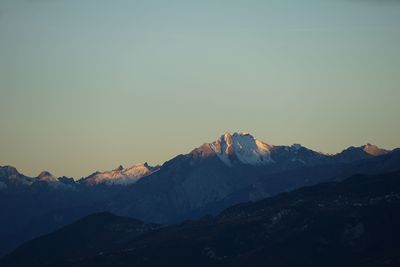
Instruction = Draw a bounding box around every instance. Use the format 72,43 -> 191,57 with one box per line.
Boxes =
1,0 -> 399,178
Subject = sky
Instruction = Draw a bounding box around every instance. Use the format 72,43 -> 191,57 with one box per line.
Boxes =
0,0 -> 399,178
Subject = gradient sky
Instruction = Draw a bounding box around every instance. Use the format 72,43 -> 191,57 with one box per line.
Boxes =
1,0 -> 400,178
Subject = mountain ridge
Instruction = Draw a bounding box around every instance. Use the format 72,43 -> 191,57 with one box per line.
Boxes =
3,170 -> 400,267
1,132 -> 392,186
0,132 -> 398,257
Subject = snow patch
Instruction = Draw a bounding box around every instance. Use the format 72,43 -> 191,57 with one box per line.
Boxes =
209,132 -> 274,166
83,163 -> 157,186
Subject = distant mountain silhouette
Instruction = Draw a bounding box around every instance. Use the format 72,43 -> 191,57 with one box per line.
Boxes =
3,171 -> 400,267
0,132 -> 398,256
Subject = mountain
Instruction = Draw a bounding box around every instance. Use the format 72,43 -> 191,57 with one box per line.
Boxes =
362,143 -> 389,155
333,143 -> 389,164
193,132 -> 329,168
0,132 -> 398,256
103,133 -> 398,223
192,132 -> 391,170
0,212 -> 159,267
0,132 -> 391,189
3,171 -> 400,267
80,163 -> 159,186
0,166 -> 35,187
0,162 -> 158,189
203,132 -> 274,165
37,171 -> 58,182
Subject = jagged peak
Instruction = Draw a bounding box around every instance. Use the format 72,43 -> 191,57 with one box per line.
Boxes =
208,132 -> 274,166
233,132 -> 251,136
337,144 -> 389,158
82,162 -> 157,186
361,143 -> 389,156
110,163 -> 154,173
0,165 -> 20,176
38,171 -> 58,182
221,132 -> 253,140
113,165 -> 124,172
38,171 -> 53,178
218,132 -> 272,149
132,162 -> 150,168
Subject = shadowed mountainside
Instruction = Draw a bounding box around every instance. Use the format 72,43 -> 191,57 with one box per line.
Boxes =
2,171 -> 400,267
0,133 -> 399,256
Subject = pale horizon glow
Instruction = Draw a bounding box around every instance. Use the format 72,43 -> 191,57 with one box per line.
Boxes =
1,0 -> 400,178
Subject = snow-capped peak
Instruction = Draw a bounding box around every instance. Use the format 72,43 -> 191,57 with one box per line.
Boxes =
209,132 -> 274,166
361,143 -> 388,156
82,163 -> 158,186
123,163 -> 155,178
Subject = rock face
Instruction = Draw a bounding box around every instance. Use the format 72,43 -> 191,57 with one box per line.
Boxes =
206,132 -> 274,166
192,132 -> 328,168
362,143 -> 389,156
0,132 -> 398,257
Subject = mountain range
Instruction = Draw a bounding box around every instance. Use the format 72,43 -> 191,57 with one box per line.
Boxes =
0,132 -> 391,189
2,170 -> 400,267
0,132 -> 399,257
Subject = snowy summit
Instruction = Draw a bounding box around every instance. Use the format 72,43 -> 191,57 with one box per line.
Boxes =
81,163 -> 158,186
207,132 -> 274,166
